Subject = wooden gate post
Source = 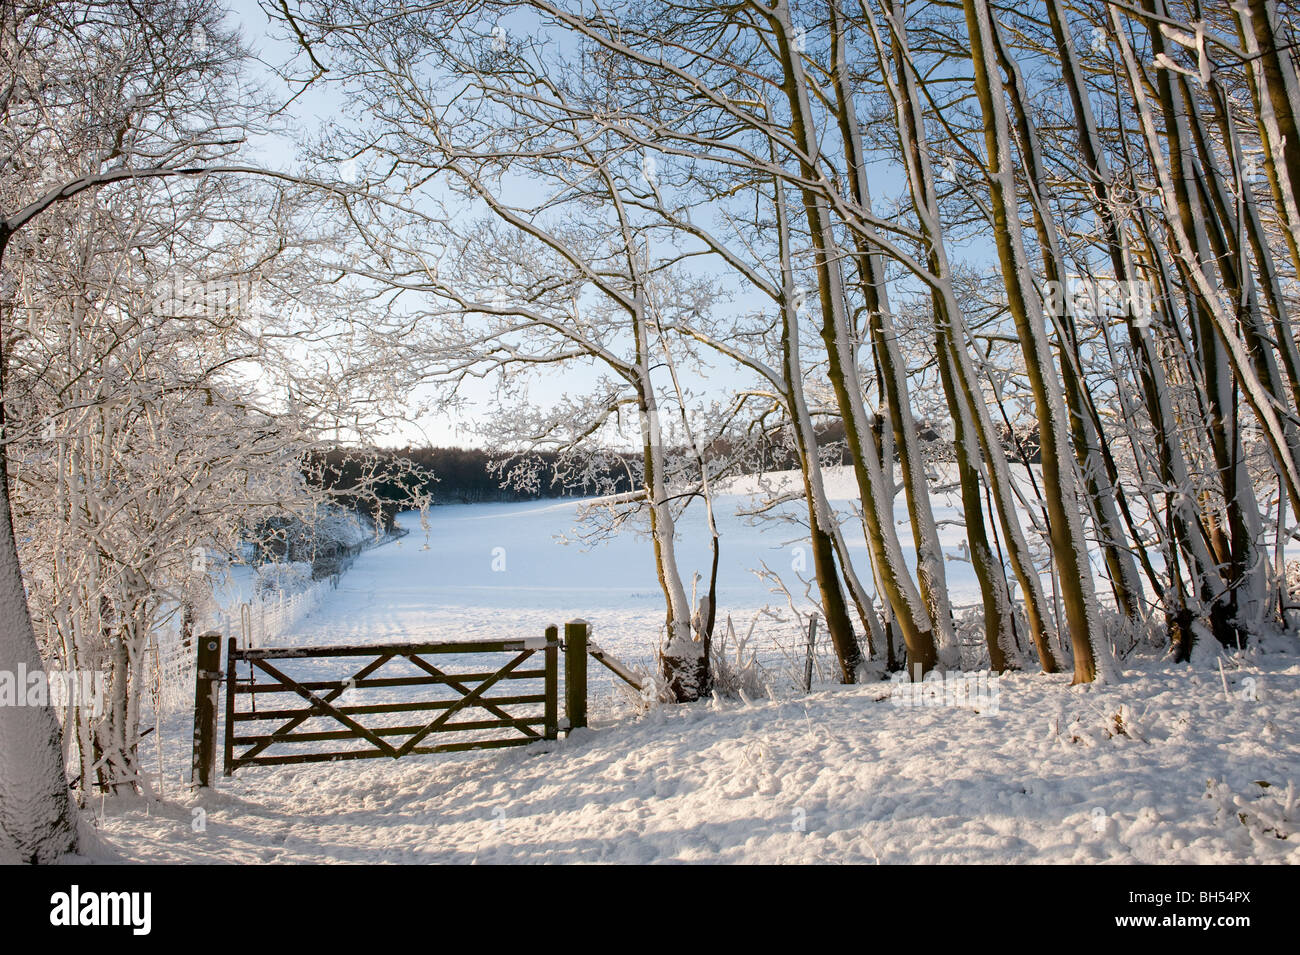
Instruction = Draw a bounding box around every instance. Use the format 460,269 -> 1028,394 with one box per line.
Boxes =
564,620 -> 588,731
191,632 -> 223,788
544,625 -> 559,740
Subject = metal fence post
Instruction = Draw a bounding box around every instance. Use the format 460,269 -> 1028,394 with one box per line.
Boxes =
803,613 -> 819,693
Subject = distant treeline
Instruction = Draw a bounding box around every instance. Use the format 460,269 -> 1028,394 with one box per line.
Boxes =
304,416 -> 1036,516
325,429 -> 860,509
403,446 -> 641,503
307,446 -> 639,511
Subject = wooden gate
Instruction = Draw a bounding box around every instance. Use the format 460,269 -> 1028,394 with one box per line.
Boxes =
189,621 -> 643,786
219,633 -> 559,775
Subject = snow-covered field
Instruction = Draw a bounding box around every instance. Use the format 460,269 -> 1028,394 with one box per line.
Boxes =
88,658 -> 1299,864
83,469 -> 1299,864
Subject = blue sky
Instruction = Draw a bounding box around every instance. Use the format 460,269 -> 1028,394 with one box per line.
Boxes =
224,0 -> 778,451
220,1 -> 1016,454
226,1 -> 537,446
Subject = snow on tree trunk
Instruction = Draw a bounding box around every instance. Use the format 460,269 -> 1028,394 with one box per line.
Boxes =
769,0 -> 938,674
962,0 -> 1107,683
0,452 -> 77,863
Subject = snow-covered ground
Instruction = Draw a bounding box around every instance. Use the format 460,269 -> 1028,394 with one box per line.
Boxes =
89,655 -> 1298,863
83,469 -> 1299,863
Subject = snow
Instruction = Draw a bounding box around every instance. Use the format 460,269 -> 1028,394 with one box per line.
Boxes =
87,656 -> 1298,864
75,475 -> 1300,864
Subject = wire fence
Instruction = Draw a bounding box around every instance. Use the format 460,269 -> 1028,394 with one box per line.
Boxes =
144,574 -> 338,718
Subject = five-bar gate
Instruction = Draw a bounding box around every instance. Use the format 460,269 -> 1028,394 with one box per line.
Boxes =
191,620 -> 641,786
190,622 -> 618,785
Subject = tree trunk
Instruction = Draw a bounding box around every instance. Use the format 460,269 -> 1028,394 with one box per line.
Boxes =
963,0 -> 1106,682
0,446 -> 79,862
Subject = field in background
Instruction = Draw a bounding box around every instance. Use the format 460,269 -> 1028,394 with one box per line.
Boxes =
95,465 -> 1299,863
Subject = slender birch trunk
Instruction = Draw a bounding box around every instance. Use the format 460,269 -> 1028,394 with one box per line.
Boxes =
828,0 -> 959,667
962,0 -> 1108,682
634,317 -> 697,700
870,0 -> 1050,671
1234,0 -> 1300,277
769,0 -> 938,674
990,14 -> 1145,625
1046,0 -> 1230,653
